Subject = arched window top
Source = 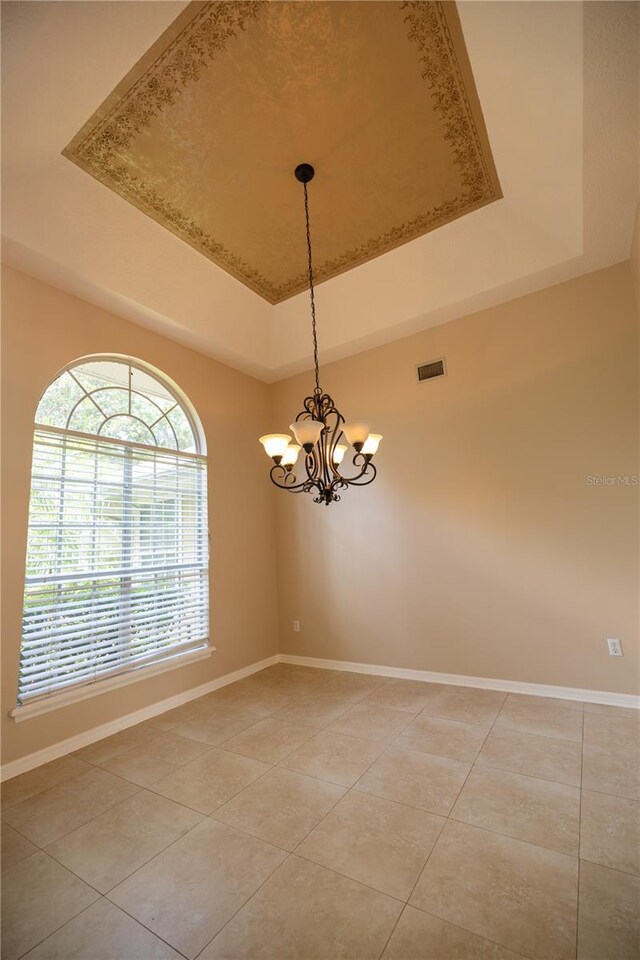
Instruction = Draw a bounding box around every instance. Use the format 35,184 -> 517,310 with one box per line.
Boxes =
35,357 -> 204,455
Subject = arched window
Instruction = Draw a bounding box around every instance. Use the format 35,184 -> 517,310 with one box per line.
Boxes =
18,356 -> 209,705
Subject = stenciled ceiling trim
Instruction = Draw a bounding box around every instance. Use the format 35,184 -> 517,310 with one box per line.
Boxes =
63,1 -> 501,304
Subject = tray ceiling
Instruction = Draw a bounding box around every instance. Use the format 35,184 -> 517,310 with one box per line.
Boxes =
63,0 -> 501,304
4,2 -> 637,380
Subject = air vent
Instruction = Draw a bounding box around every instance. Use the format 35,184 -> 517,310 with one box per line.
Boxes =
416,358 -> 446,383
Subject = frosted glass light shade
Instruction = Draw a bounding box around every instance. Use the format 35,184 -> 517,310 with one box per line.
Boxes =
290,420 -> 324,448
362,433 -> 382,456
332,444 -> 348,465
343,421 -> 371,447
282,443 -> 301,467
259,434 -> 291,459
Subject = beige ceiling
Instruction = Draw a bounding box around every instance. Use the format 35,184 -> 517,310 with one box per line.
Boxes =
63,0 -> 501,304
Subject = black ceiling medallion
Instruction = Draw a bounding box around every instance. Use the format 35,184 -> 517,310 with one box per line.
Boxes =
259,164 -> 382,505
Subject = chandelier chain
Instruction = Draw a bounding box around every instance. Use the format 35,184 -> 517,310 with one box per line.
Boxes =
302,181 -> 321,395
258,163 -> 380,504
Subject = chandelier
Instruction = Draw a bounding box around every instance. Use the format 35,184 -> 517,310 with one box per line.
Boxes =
259,164 -> 382,505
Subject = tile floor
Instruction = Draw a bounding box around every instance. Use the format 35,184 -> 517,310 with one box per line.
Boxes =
1,665 -> 639,960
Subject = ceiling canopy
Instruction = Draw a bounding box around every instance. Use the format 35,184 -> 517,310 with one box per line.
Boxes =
63,0 -> 501,304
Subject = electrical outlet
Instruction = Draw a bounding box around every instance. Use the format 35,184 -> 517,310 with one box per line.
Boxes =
607,638 -> 623,657
293,620 -> 300,633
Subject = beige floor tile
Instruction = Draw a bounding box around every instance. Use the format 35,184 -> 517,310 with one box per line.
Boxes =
477,727 -> 582,786
325,703 -> 413,743
382,905 -> 524,960
580,790 -> 640,875
400,714 -> 489,762
295,667 -> 336,682
47,789 -> 202,893
422,686 -> 506,726
583,703 -> 640,721
1,823 -> 37,872
2,766 -> 138,846
452,765 -> 580,855
259,664 -> 331,684
221,718 -> 316,763
108,818 -> 286,958
250,664 -> 292,679
298,790 -> 443,900
230,674 -> 291,692
219,675 -> 302,713
360,679 -> 444,714
272,696 -> 352,728
253,673 -> 333,699
1,755 -> 90,809
504,693 -> 584,713
246,668 -> 307,687
356,744 -> 470,816
213,766 -> 345,851
279,730 -> 385,787
200,854 -> 403,960
22,898 -> 182,959
203,682 -> 295,716
583,712 -> 640,749
9,680 -> 636,960
288,674 -> 340,694
300,685 -> 369,707
577,860 -> 640,959
316,671 -> 387,702
1,851 -> 98,960
582,743 -> 640,800
141,698 -> 212,732
74,725 -> 160,765
97,731 -> 211,786
208,676 -> 266,695
152,747 -> 269,814
410,820 -> 578,960
494,700 -> 583,742
171,705 -> 261,746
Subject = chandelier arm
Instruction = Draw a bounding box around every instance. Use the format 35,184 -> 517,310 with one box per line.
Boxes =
308,449 -> 327,500
302,181 -> 321,396
333,452 -> 375,484
320,429 -> 331,490
327,419 -> 345,479
303,448 -> 319,483
302,473 -> 324,498
300,396 -> 317,420
268,464 -> 310,493
340,461 -> 378,487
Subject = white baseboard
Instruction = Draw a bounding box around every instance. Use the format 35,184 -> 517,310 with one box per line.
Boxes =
1,654 -> 279,782
279,654 -> 640,709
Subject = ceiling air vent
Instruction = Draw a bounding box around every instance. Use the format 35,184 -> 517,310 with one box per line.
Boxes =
416,358 -> 446,383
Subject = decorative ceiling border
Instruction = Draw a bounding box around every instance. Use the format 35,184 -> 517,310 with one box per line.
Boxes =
272,1 -> 502,302
63,0 -> 501,305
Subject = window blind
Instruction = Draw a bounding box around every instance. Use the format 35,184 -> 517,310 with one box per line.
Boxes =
19,427 -> 209,702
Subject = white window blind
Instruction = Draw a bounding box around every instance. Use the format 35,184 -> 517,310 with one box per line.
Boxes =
19,426 -> 209,703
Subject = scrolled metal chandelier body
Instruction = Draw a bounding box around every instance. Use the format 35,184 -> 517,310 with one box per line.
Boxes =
259,164 -> 382,505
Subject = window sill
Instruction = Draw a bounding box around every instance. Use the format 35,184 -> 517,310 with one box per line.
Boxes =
9,644 -> 215,722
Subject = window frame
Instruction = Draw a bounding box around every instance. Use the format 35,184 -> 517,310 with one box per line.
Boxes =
13,355 -> 212,720
40,354 -> 207,456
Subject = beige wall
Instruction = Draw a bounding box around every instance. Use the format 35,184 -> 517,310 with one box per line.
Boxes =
272,263 -> 639,694
1,266 -> 279,765
2,260 -> 638,768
